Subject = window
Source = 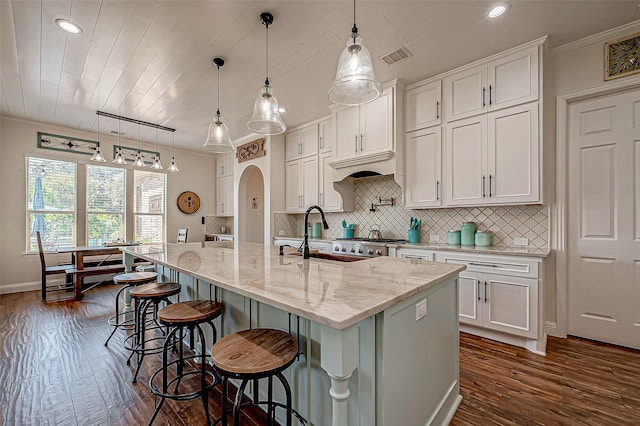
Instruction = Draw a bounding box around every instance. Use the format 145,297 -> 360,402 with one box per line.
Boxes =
133,170 -> 166,243
86,165 -> 125,245
26,157 -> 76,251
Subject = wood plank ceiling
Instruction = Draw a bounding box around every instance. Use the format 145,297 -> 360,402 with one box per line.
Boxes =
1,1 -> 638,153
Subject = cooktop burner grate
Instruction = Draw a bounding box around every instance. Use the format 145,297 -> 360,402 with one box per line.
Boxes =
335,238 -> 407,243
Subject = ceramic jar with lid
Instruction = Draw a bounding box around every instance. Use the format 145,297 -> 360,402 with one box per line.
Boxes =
447,230 -> 461,245
460,222 -> 476,246
474,230 -> 492,247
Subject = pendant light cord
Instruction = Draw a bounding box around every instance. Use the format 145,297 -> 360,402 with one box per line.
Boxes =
265,20 -> 269,85
216,63 -> 221,115
352,0 -> 358,38
96,114 -> 100,146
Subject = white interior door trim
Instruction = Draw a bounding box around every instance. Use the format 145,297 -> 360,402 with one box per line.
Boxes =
554,74 -> 640,338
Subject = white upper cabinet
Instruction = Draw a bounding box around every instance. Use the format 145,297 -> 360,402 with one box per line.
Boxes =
319,151 -> 342,212
216,152 -> 233,177
405,80 -> 441,132
285,124 -> 319,161
319,118 -> 334,153
216,174 -> 234,216
443,45 -> 538,122
331,83 -> 397,167
405,127 -> 442,208
285,156 -> 319,213
444,102 -> 539,206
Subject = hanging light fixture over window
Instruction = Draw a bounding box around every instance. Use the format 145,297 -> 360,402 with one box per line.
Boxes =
151,128 -> 163,169
328,0 -> 382,106
91,113 -> 106,162
167,132 -> 179,172
133,123 -> 145,167
203,57 -> 234,153
112,117 -> 126,164
247,12 -> 286,135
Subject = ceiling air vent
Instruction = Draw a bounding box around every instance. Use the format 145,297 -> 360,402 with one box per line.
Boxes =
380,47 -> 412,65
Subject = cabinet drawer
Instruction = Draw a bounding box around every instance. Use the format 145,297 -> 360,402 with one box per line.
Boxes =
397,248 -> 434,261
435,251 -> 539,279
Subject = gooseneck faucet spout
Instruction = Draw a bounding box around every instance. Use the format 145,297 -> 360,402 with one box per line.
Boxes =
303,205 -> 330,259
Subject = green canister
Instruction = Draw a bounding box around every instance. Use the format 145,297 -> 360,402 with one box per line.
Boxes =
460,222 -> 476,246
311,222 -> 322,238
474,231 -> 492,247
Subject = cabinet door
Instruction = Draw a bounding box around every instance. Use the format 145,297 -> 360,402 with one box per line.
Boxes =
396,249 -> 434,261
226,175 -> 234,216
285,161 -> 302,212
482,273 -> 538,338
285,130 -> 302,161
300,124 -> 319,158
405,80 -> 441,132
444,115 -> 487,206
405,127 -> 442,208
458,271 -> 483,326
319,118 -> 333,153
216,153 -> 232,177
216,175 -> 232,216
301,156 -> 319,209
487,103 -> 539,204
319,152 -> 342,211
443,64 -> 486,122
360,87 -> 392,155
488,46 -> 539,111
333,105 -> 359,160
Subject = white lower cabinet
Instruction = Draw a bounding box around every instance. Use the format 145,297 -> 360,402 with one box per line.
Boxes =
396,248 -> 434,261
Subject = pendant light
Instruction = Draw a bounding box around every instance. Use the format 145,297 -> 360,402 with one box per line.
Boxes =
151,128 -> 163,169
112,117 -> 126,164
247,12 -> 286,135
327,0 -> 382,106
203,57 -> 234,153
167,132 -> 179,172
91,114 -> 106,162
133,123 -> 145,167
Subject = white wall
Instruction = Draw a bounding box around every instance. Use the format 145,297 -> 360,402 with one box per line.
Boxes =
0,116 -> 216,290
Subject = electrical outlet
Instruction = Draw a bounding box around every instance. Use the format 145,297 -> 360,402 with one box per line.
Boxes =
513,237 -> 529,246
415,299 -> 427,321
278,230 -> 285,236
429,235 -> 440,242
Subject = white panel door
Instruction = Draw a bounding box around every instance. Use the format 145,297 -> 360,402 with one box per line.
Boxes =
319,118 -> 333,153
458,271 -> 483,326
405,80 -> 441,132
443,64 -> 486,122
319,152 -> 342,211
487,46 -> 539,111
285,161 -> 301,212
299,124 -> 319,158
568,88 -> 640,349
483,274 -> 538,339
405,127 -> 442,208
333,105 -> 359,160
444,115 -> 486,206
285,130 -> 302,161
487,102 -> 539,204
301,156 -> 319,209
360,87 -> 392,155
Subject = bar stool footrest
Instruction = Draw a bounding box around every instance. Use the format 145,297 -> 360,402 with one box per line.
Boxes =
149,355 -> 218,401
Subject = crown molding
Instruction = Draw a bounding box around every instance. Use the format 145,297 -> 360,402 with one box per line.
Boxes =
551,20 -> 640,55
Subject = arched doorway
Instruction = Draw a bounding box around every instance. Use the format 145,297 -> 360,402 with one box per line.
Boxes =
237,166 -> 265,243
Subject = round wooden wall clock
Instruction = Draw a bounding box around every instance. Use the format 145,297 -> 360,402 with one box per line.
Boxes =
177,191 -> 201,214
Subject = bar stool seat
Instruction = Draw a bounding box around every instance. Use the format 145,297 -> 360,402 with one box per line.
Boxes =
125,282 -> 182,382
211,329 -> 300,426
105,271 -> 158,346
148,300 -> 223,425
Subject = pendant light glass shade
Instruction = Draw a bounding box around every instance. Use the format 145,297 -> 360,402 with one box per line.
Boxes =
328,0 -> 382,106
113,118 -> 127,164
203,57 -> 234,153
247,12 -> 286,135
91,114 -> 106,162
167,132 -> 179,171
151,128 -> 163,169
133,124 -> 145,167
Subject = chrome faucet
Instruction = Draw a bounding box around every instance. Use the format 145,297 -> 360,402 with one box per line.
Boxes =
303,205 -> 329,259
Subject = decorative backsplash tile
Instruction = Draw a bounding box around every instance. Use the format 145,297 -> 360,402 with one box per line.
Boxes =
276,175 -> 548,249
205,216 -> 234,234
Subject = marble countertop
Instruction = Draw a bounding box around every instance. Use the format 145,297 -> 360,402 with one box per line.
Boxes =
121,242 -> 465,330
273,237 -> 549,258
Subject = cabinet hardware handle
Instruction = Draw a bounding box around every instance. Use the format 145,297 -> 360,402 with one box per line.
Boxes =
484,281 -> 488,303
320,193 -> 323,206
482,87 -> 486,107
482,176 -> 486,198
221,203 -> 224,213
469,262 -> 498,268
319,136 -> 323,149
477,281 -> 481,301
360,134 -> 363,152
489,174 -> 493,198
436,180 -> 440,201
221,165 -> 224,175
489,85 -> 493,106
355,135 -> 358,153
436,101 -> 440,119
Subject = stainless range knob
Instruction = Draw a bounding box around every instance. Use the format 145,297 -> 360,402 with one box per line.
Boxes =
358,248 -> 363,253
367,249 -> 373,254
375,249 -> 382,256
334,246 -> 339,251
350,247 -> 355,253
341,247 -> 347,252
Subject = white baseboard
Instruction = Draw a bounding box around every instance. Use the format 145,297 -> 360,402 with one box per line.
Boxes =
0,279 -> 44,294
545,321 -> 565,338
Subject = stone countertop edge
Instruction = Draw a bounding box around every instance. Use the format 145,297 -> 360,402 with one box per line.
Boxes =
120,243 -> 465,331
274,236 -> 550,258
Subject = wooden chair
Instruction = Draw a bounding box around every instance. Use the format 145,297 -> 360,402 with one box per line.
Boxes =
36,231 -> 72,301
177,228 -> 188,243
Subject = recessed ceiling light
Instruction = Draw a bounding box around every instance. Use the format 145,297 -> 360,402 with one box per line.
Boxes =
487,4 -> 509,19
278,107 -> 286,113
55,18 -> 82,34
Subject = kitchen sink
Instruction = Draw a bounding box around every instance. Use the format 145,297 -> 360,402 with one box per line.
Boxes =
286,251 -> 364,262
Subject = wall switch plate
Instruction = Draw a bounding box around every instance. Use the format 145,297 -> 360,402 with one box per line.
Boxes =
278,230 -> 285,236
416,299 -> 427,321
429,235 -> 440,242
513,237 -> 529,246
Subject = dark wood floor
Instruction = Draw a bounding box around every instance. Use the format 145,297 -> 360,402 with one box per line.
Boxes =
1,285 -> 639,425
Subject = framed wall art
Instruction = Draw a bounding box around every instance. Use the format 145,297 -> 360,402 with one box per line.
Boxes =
605,31 -> 640,81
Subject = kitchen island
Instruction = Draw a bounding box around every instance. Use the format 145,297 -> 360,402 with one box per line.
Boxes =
121,241 -> 465,426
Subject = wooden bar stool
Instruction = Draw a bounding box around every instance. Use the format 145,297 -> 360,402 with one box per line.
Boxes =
211,328 -> 299,426
105,271 -> 158,346
148,300 -> 223,426
124,282 -> 182,382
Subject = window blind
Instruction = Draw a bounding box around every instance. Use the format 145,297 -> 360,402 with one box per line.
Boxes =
87,165 -> 125,245
133,170 -> 166,243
